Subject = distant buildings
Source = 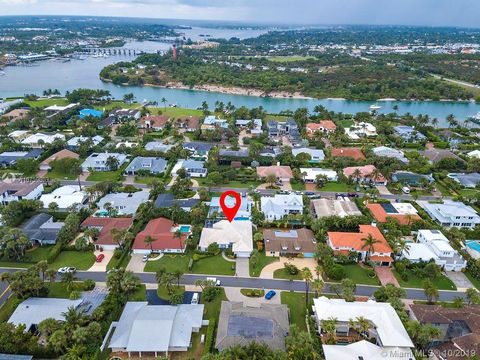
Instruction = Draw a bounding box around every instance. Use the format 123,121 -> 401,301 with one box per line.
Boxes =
447,172 -> 480,188
81,152 -> 128,172
306,121 -> 336,136
201,115 -> 228,130
420,149 -> 462,164
417,199 -> 480,228
138,115 -> 170,131
97,190 -> 150,216
79,108 -> 103,118
144,142 -> 174,153
66,135 -> 104,150
256,165 -> 293,183
345,122 -> 377,139
263,228 -> 316,257
291,147 -> 325,162
267,119 -> 301,144
300,168 -> 338,182
260,193 -> 303,221
235,119 -> 263,135
394,125 -> 426,142
183,142 -> 215,159
173,116 -> 200,132
124,157 -> 167,175
199,220 -> 253,257
21,132 -> 65,148
109,108 -> 141,121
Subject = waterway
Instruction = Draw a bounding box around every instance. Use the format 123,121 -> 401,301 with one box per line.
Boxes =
1,30 -> 479,126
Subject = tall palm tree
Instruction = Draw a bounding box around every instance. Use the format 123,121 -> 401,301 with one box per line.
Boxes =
161,97 -> 168,110
144,235 -> 155,253
311,278 -> 324,297
355,316 -> 371,338
352,168 -> 362,184
361,234 -> 380,261
320,317 -> 338,344
301,267 -> 313,307
423,280 -> 439,303
173,229 -> 183,252
61,272 -> 78,293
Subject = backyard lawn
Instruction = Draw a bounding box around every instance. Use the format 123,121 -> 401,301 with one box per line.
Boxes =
250,251 -> 279,277
192,255 -> 235,276
0,246 -> 52,268
25,98 -> 69,108
281,291 -> 312,331
157,285 -> 185,300
49,251 -> 96,271
342,264 -> 380,286
273,268 -> 303,280
128,284 -> 147,301
392,270 -> 457,290
144,254 -> 190,273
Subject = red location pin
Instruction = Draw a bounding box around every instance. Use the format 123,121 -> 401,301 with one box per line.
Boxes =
219,190 -> 241,222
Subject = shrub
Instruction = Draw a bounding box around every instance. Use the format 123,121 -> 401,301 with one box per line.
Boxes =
284,263 -> 299,275
203,287 -> 221,302
203,318 -> 216,355
47,242 -> 63,264
69,290 -> 81,300
113,249 -> 122,259
83,279 -> 96,291
326,264 -> 346,281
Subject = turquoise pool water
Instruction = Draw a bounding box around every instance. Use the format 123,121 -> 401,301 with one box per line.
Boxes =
179,225 -> 191,233
466,240 -> 480,252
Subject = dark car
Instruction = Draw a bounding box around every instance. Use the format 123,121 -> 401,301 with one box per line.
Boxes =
265,290 -> 276,300
305,191 -> 315,196
348,193 -> 359,198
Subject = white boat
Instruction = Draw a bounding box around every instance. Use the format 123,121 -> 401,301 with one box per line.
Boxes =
369,104 -> 382,110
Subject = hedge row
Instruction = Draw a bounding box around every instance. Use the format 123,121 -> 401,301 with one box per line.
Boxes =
203,318 -> 216,355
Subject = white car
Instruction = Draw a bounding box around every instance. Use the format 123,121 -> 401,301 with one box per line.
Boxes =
58,267 -> 76,274
206,277 -> 221,286
191,293 -> 199,304
142,254 -> 149,262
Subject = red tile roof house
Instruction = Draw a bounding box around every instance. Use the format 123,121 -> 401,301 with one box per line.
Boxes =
39,149 -> 79,171
327,224 -> 394,266
367,203 -> 422,226
256,165 -> 294,183
331,147 -> 366,161
132,217 -> 188,254
343,164 -> 388,186
138,115 -> 170,131
81,216 -> 133,251
306,121 -> 337,136
174,116 -> 200,132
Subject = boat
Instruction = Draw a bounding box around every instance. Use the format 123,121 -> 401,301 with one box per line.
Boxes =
369,104 -> 382,110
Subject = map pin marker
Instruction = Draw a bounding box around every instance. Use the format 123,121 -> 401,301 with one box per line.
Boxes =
219,190 -> 241,222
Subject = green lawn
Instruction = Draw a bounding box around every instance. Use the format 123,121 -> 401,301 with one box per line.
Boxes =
202,287 -> 227,322
25,98 -> 68,108
0,246 -> 52,268
148,106 -> 203,118
342,264 -> 380,286
197,178 -> 260,189
291,182 -> 305,191
250,252 -> 279,277
49,251 -> 96,271
107,253 -> 131,271
46,169 -> 79,180
47,282 -> 74,298
240,289 -> 264,297
273,268 -> 303,280
392,270 -> 457,290
0,296 -> 21,323
144,254 -> 190,273
459,189 -> 479,198
93,101 -> 141,111
336,119 -> 354,128
192,255 -> 235,276
128,284 -> 147,301
157,285 -> 185,300
86,170 -> 124,182
320,182 -> 355,192
267,55 -> 315,63
466,272 -> 480,290
134,175 -> 164,185
435,181 -> 453,196
281,291 -> 312,331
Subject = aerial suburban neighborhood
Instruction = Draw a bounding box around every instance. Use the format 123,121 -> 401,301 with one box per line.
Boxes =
1,5 -> 480,360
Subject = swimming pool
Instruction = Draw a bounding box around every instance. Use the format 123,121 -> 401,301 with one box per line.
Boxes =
466,240 -> 480,252
179,225 -> 191,233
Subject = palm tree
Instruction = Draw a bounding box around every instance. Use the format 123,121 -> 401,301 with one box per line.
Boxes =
144,235 -> 155,253
265,173 -> 277,187
105,156 -> 119,171
370,168 -> 382,185
36,260 -> 49,281
301,267 -> 313,307
311,278 -> 324,297
361,234 -> 380,261
173,269 -> 184,287
61,272 -> 78,293
355,316 -> 371,338
46,269 -> 57,286
320,317 -> 338,344
173,229 -> 183,251
423,279 -> 439,303
161,97 -> 168,110
352,168 -> 362,184
395,238 -> 411,257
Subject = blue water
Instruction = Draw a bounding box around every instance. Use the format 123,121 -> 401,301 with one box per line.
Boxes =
179,225 -> 191,233
466,240 -> 480,252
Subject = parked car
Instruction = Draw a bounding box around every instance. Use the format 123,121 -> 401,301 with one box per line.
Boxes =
206,277 -> 221,286
402,186 -> 411,194
58,267 -> 76,274
191,293 -> 199,304
265,290 -> 276,300
348,193 -> 359,198
305,191 -> 315,196
96,254 -> 105,262
142,254 -> 149,262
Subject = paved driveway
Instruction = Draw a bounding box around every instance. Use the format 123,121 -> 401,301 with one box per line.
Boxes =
126,254 -> 145,273
375,267 -> 400,287
87,250 -> 114,272
236,258 -> 250,277
445,272 -> 474,290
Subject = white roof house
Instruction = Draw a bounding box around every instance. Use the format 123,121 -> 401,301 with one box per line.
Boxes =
67,135 -> 104,148
21,133 -> 65,147
468,149 -> 480,159
260,194 -> 303,221
417,200 -> 480,228
313,297 -> 414,360
81,152 -> 128,172
97,190 -> 150,216
145,142 -> 174,152
345,122 -> 377,139
8,130 -> 30,142
300,168 -> 337,182
311,198 -> 362,218
9,297 -> 82,332
292,147 -> 325,162
403,229 -> 467,271
372,146 -> 409,163
199,220 -> 253,257
39,185 -> 88,210
323,340 -> 414,360
109,302 -> 205,356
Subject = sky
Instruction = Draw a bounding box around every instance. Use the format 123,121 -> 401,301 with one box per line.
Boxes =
1,0 -> 480,28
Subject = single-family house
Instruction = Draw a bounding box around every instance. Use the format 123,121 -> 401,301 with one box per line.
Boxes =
466,240 -> 480,260
327,224 -> 393,266
0,181 -> 44,205
8,130 -> 30,142
145,142 -> 174,153
300,168 -> 337,182
331,147 -> 366,160
171,159 -> 207,178
267,119 -> 300,144
367,202 -> 421,225
394,125 -> 427,142
20,213 -> 64,245
138,115 -> 170,131
259,146 -> 282,158
81,216 -> 134,250
218,148 -> 249,158
235,118 -> 263,135
183,142 -> 215,159
260,193 -> 303,221
110,108 -> 141,121
256,165 -> 293,183
173,116 -> 200,132
391,171 -> 434,186
199,220 -> 253,257
39,149 -> 79,171
343,165 -> 387,185
306,121 -> 336,136
447,172 -> 480,188
124,157 -> 167,175
108,302 -> 205,357
400,229 -> 466,271
215,302 -> 289,351
263,228 -> 316,257
9,297 -> 83,333
81,152 -> 127,172
39,185 -> 88,211
66,135 -> 104,150
345,122 -> 377,139
420,149 -> 462,164
154,193 -> 199,211
97,190 -> 150,216
467,149 -> 480,159
44,103 -> 78,115
0,149 -> 43,167
21,133 -> 65,148
311,197 -> 362,218
208,195 -> 253,220
1,108 -> 30,122
201,115 -> 228,130
417,199 -> 480,228
132,217 -> 188,254
292,147 -> 325,162
313,297 -> 414,360
372,146 -> 409,163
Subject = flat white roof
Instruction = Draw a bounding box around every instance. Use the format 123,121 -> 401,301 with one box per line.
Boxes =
402,243 -> 437,262
323,341 -> 414,360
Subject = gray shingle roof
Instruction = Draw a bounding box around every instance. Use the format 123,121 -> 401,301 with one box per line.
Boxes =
124,157 -> 167,174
